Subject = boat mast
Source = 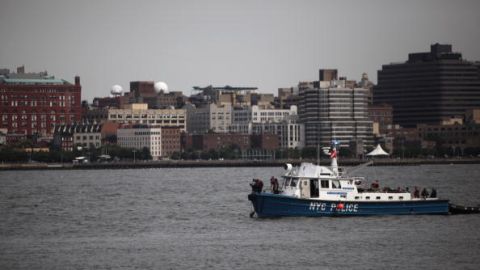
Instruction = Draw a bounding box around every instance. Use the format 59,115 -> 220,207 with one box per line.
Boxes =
331,140 -> 339,176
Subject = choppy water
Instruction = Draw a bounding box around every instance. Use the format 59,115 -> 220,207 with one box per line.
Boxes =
1,164 -> 479,269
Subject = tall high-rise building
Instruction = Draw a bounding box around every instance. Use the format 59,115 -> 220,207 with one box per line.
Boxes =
299,69 -> 373,149
374,43 -> 480,127
0,66 -> 82,138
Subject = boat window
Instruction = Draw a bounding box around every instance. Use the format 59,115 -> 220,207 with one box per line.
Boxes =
355,196 -> 360,199
310,179 -> 319,198
388,196 -> 393,200
331,180 -> 341,189
321,180 -> 329,189
284,177 -> 291,187
290,178 -> 298,187
376,196 -> 381,200
366,196 -> 370,200
399,196 -> 404,200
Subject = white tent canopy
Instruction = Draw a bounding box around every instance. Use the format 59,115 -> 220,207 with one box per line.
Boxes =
366,144 -> 389,156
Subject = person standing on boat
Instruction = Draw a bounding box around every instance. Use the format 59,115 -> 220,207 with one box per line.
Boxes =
250,179 -> 264,193
270,176 -> 279,194
421,188 -> 429,199
413,187 -> 420,198
371,180 -> 380,191
430,188 -> 437,198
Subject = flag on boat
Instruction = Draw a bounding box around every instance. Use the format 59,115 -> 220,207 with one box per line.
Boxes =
330,148 -> 337,159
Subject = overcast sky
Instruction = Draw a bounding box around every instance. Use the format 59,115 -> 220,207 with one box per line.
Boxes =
1,0 -> 479,102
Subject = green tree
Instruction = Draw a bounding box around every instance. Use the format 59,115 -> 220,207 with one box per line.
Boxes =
208,149 -> 219,160
140,147 -> 152,160
0,146 -> 28,162
171,151 -> 181,160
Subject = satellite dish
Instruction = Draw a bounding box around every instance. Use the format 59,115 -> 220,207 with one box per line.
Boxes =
111,84 -> 123,96
154,81 -> 169,94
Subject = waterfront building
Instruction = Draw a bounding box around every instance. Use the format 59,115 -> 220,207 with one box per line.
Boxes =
417,122 -> 480,153
250,116 -> 304,149
53,124 -> 102,151
107,103 -> 186,131
183,133 -> 279,153
161,127 -> 181,158
229,105 -> 303,149
374,43 -> 480,127
117,125 -> 163,160
186,103 -> 232,134
298,69 -> 373,150
0,66 -> 82,139
184,133 -> 251,151
231,105 -> 297,127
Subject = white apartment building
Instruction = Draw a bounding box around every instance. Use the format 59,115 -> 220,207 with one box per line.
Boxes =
117,125 -> 163,160
299,81 -> 373,148
251,105 -> 296,123
108,103 -> 186,131
73,125 -> 102,149
251,116 -> 305,149
230,105 -> 303,149
186,103 -> 232,134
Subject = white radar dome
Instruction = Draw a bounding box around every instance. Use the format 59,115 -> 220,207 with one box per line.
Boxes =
110,84 -> 123,96
154,81 -> 169,93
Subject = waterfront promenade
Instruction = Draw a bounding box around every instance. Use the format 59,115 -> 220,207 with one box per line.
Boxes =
1,158 -> 480,170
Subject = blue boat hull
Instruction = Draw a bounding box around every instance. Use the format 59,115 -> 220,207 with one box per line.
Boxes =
248,193 -> 450,217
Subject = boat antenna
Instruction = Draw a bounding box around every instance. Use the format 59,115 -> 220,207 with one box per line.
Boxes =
317,143 -> 320,165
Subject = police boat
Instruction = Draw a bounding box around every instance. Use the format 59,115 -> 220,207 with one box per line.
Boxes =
248,143 -> 451,218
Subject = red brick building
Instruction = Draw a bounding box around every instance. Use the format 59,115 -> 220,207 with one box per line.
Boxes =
251,133 -> 280,151
184,133 -> 250,151
161,127 -> 181,158
183,133 -> 279,152
0,67 -> 82,139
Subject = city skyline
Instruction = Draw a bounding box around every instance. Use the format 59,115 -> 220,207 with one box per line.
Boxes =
1,0 -> 480,102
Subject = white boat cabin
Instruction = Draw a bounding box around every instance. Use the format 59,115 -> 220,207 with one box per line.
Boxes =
281,163 -> 412,202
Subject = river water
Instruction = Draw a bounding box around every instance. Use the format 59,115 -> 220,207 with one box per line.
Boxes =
1,164 -> 479,269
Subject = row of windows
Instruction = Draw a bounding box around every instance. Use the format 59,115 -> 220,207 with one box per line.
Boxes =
75,135 -> 100,140
118,136 -> 161,141
4,101 -> 75,107
133,131 -> 161,135
355,196 -> 404,200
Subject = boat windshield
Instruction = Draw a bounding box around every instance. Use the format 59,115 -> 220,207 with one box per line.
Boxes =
282,177 -> 300,188
332,180 -> 341,189
290,178 -> 299,187
283,177 -> 291,187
